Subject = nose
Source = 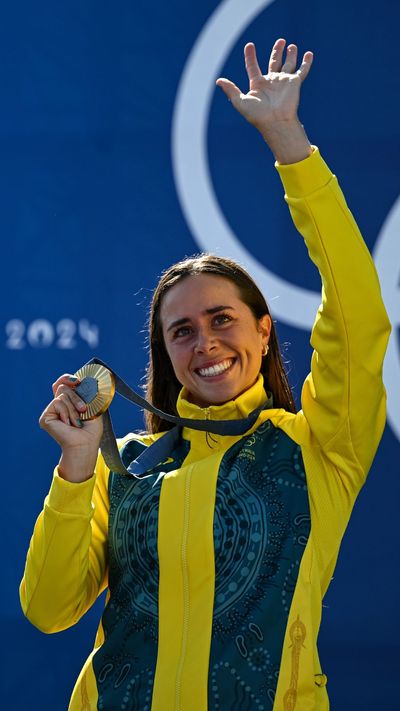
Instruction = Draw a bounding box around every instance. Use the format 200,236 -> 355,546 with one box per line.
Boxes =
194,327 -> 217,353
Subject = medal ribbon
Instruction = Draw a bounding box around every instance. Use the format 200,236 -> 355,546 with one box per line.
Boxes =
75,357 -> 272,478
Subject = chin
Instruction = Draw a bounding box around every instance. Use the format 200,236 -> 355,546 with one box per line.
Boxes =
192,384 -> 243,407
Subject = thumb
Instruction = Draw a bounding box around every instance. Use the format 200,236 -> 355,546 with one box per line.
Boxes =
216,78 -> 241,105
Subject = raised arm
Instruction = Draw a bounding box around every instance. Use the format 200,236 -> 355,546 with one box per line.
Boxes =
217,39 -> 391,483
277,151 -> 390,480
20,374 -> 108,632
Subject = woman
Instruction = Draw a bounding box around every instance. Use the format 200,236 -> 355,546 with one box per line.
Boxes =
20,39 -> 390,710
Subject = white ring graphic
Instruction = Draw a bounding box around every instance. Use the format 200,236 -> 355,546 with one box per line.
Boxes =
373,196 -> 400,442
171,0 -> 320,329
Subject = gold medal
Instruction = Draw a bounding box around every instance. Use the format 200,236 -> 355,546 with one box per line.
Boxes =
74,363 -> 115,420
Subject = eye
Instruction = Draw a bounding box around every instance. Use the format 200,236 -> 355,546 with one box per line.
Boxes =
172,325 -> 192,339
213,313 -> 233,326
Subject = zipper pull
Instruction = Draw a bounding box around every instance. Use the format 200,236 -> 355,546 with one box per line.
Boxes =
202,407 -> 218,448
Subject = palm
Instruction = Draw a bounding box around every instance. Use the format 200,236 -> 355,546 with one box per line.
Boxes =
243,72 -> 303,125
217,39 -> 313,131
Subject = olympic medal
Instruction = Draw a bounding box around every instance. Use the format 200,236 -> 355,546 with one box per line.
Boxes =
74,363 -> 116,420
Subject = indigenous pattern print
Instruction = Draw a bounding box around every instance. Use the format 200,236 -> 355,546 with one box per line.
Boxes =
92,425 -> 309,711
209,422 -> 310,710
92,438 -> 189,711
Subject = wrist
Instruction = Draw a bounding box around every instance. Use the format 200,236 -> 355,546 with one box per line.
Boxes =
58,448 -> 98,483
259,118 -> 312,164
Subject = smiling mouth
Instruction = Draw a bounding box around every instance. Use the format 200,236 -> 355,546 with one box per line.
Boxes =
195,358 -> 236,378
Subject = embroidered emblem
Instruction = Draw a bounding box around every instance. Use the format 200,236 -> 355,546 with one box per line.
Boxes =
80,672 -> 91,711
283,615 -> 307,711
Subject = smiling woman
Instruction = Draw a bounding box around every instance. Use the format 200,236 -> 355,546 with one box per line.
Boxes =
20,39 -> 391,711
160,272 -> 271,407
146,254 -> 296,429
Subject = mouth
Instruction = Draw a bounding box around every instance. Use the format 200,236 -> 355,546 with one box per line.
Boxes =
194,357 -> 236,378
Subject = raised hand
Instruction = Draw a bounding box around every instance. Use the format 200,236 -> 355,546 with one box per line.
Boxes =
39,374 -> 103,482
216,39 -> 313,163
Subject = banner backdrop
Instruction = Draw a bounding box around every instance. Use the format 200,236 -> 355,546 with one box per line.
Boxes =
3,1 -> 399,709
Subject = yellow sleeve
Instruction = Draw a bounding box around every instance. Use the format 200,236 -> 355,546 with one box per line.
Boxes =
19,452 -> 110,633
276,149 -> 391,484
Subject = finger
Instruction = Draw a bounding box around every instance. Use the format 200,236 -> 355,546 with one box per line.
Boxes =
296,51 -> 314,82
41,400 -> 72,428
52,373 -> 80,397
281,44 -> 298,73
244,42 -> 263,82
268,38 -> 286,73
216,78 -> 242,105
55,384 -> 87,413
56,393 -> 85,426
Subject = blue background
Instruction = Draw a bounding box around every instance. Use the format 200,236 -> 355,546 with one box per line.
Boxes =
3,1 -> 399,709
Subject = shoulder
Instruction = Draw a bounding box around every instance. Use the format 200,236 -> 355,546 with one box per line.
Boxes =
257,409 -> 311,447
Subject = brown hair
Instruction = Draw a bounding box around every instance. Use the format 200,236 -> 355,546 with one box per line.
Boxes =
145,254 -> 297,433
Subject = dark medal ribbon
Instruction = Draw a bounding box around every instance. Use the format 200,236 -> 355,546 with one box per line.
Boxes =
74,358 -> 272,478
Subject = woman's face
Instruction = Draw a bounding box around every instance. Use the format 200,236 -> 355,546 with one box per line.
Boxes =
160,274 -> 271,407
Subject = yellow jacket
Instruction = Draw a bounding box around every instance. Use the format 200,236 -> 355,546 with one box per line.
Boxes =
20,149 -> 391,710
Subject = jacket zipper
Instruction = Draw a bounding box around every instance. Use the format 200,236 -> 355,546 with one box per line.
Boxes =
203,407 -> 217,448
175,464 -> 193,710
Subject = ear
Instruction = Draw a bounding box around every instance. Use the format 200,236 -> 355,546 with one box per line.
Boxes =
258,314 -> 272,344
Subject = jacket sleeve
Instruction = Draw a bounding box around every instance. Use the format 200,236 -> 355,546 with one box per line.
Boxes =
19,452 -> 110,633
276,148 -> 391,488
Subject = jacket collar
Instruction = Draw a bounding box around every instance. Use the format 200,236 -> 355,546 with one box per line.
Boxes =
176,374 -> 269,423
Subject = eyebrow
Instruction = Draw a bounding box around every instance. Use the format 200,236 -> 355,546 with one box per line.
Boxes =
166,305 -> 234,332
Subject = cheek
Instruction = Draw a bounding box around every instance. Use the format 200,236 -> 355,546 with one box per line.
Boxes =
164,344 -> 186,378
244,329 -> 263,354
247,336 -> 263,370
159,336 -> 177,375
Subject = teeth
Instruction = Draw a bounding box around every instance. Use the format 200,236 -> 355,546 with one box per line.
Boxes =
197,359 -> 233,377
